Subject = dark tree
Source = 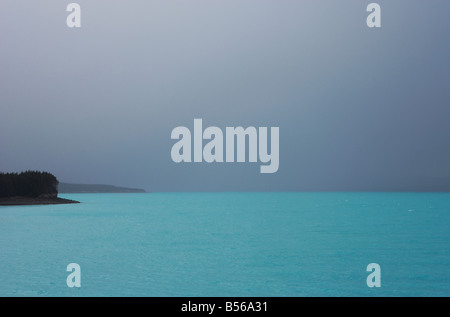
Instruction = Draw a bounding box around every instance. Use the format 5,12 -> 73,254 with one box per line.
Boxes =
0,171 -> 59,198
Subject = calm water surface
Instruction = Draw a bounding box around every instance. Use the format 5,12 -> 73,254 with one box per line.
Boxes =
0,192 -> 449,296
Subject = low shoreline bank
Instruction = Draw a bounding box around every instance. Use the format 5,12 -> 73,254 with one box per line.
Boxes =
0,196 -> 80,206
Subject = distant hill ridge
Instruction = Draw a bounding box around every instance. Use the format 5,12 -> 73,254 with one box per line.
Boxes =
58,183 -> 146,193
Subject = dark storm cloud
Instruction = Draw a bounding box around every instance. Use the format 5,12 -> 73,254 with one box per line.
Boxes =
1,1 -> 449,191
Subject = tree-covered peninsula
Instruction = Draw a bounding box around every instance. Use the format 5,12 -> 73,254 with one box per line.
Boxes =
0,171 -> 79,205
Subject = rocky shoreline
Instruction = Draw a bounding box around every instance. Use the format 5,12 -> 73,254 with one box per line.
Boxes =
0,196 -> 80,206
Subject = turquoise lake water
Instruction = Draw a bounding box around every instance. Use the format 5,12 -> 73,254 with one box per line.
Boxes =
0,192 -> 449,296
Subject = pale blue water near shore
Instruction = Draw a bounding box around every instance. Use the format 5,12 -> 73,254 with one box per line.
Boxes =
1,192 -> 449,297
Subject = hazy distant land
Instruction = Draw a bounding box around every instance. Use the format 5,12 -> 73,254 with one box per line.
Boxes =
0,171 -> 145,206
58,183 -> 146,194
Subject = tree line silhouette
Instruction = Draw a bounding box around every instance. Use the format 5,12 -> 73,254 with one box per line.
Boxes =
0,171 -> 59,198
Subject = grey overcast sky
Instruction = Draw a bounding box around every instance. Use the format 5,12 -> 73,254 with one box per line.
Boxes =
1,1 -> 449,192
